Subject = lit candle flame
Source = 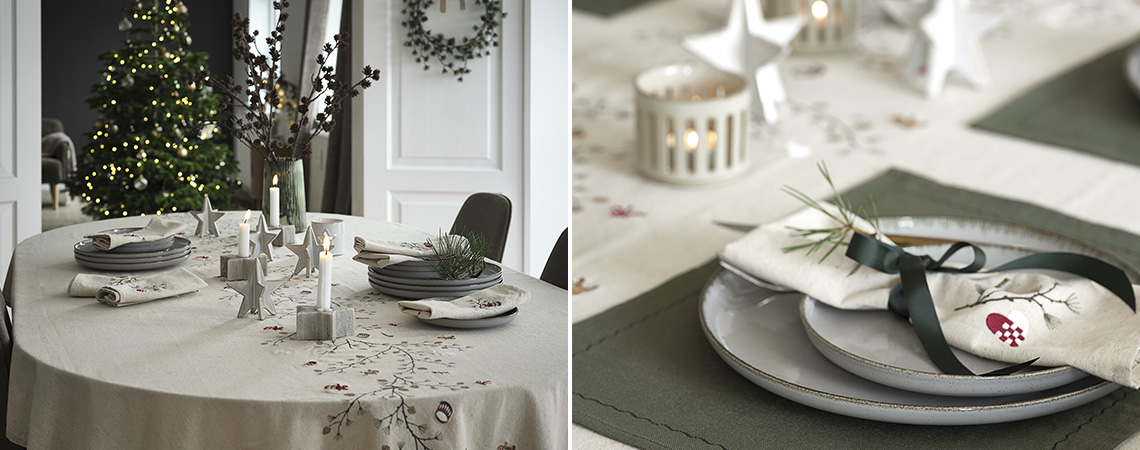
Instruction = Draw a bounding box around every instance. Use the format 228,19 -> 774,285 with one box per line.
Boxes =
811,0 -> 828,19
684,130 -> 699,151
272,174 -> 278,186
707,130 -> 718,149
243,209 -> 251,223
322,233 -> 331,253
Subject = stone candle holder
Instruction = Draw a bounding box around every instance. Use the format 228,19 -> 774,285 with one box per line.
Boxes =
220,253 -> 265,280
270,225 -> 296,247
295,305 -> 355,341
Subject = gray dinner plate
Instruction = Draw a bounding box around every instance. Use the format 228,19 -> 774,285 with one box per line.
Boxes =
74,248 -> 190,265
74,252 -> 191,271
419,307 -> 519,329
370,264 -> 502,286
75,237 -> 190,259
367,273 -> 502,292
369,279 -> 495,299
701,269 -> 1118,425
92,228 -> 177,253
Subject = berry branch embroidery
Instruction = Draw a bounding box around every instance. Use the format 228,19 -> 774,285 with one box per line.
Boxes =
954,279 -> 1080,329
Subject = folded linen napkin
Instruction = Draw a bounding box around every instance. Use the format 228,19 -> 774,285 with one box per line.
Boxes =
398,284 -> 529,320
721,206 -> 1140,388
352,235 -> 469,270
68,268 -> 207,307
84,216 -> 186,250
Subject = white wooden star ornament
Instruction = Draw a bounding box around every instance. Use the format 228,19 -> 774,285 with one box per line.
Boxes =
228,255 -> 284,320
682,0 -> 803,123
249,213 -> 281,261
286,226 -> 321,277
191,195 -> 225,237
883,0 -> 1006,98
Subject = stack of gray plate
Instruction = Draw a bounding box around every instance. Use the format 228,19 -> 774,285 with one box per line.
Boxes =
368,261 -> 503,299
73,228 -> 191,271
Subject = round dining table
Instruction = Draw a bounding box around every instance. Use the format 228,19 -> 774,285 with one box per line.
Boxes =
5,212 -> 567,449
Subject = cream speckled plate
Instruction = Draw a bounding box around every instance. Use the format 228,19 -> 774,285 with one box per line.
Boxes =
700,269 -> 1118,425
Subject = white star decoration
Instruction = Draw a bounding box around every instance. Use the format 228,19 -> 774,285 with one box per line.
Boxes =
883,0 -> 1006,98
682,0 -> 803,123
228,255 -> 283,320
249,213 -> 281,261
286,226 -> 321,277
190,195 -> 224,237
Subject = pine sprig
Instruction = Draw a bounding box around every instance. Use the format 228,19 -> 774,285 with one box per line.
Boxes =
782,162 -> 881,275
427,230 -> 490,280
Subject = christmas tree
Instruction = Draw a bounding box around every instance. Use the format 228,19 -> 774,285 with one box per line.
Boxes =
67,0 -> 240,219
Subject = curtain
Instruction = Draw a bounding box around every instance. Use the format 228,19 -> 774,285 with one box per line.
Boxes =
320,0 -> 353,214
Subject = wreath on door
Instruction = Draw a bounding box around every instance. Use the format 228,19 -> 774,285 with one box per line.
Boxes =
401,0 -> 507,82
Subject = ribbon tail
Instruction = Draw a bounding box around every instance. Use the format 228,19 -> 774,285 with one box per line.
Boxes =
993,253 -> 1136,312
898,254 -> 977,376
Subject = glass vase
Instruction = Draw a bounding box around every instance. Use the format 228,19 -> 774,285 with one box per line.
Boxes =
262,158 -> 307,228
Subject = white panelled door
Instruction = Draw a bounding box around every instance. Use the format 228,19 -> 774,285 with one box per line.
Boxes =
0,0 -> 41,288
354,0 -> 536,272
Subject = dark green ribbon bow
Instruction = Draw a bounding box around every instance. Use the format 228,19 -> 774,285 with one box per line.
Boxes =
845,232 -> 1136,376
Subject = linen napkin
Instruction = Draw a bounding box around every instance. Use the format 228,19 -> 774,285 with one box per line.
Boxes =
352,235 -> 469,270
398,284 -> 529,320
721,206 -> 1140,388
84,216 -> 185,250
68,268 -> 207,307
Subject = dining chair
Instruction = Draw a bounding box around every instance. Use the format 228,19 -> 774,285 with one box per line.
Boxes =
540,228 -> 568,290
450,193 -> 512,262
0,258 -> 20,450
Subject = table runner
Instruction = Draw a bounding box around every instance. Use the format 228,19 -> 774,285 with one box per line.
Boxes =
973,37 -> 1140,166
573,169 -> 1140,450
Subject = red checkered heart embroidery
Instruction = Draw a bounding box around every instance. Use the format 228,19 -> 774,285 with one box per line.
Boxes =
986,312 -> 1027,347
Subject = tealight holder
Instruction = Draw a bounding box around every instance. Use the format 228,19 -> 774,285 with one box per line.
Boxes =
764,0 -> 860,52
634,64 -> 750,185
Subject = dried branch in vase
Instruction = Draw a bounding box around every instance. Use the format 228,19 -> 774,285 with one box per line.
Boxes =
195,0 -> 381,161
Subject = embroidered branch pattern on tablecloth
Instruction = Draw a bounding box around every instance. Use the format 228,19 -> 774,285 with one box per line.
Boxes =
154,213 -> 492,447
313,338 -> 473,446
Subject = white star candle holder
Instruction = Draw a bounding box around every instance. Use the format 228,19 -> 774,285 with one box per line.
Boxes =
765,0 -> 859,51
634,64 -> 750,185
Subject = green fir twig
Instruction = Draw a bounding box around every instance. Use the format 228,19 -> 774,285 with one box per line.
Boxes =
781,162 -> 881,275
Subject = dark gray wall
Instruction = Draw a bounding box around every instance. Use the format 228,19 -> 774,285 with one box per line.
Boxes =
42,0 -> 233,150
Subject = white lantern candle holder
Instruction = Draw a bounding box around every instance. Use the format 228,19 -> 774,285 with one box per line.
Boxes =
634,64 -> 750,185
764,0 -> 859,52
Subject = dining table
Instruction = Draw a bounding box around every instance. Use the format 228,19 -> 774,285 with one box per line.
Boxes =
5,212 -> 567,449
572,0 -> 1140,448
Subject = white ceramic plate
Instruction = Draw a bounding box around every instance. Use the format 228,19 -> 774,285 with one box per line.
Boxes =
700,269 -> 1118,425
1127,43 -> 1140,99
419,307 -> 519,328
370,264 -> 502,286
795,214 -> 1140,396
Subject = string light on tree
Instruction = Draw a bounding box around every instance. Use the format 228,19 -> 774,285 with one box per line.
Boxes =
66,0 -> 239,219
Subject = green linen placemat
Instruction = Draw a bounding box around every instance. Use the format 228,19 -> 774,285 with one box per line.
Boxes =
573,0 -> 661,17
573,169 -> 1140,450
973,38 -> 1140,165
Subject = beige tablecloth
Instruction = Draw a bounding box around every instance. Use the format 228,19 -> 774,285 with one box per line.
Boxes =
572,0 -> 1140,448
7,213 -> 567,450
